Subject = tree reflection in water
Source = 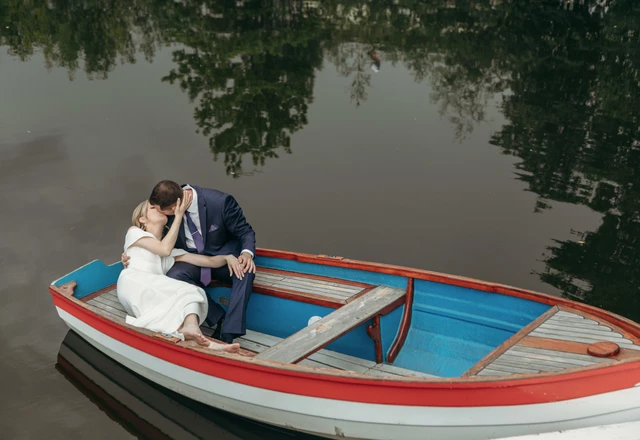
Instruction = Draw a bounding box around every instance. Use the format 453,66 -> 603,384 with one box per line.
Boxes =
2,0 -> 639,318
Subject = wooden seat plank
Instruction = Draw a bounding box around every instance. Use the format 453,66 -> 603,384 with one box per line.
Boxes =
537,323 -> 618,338
529,329 -> 636,346
477,368 -> 511,376
508,345 -> 609,362
256,272 -> 364,291
555,311 -> 588,319
491,356 -> 566,372
270,282 -> 360,298
548,316 -> 600,327
274,280 -> 363,294
482,363 -> 541,375
505,347 -> 608,366
542,321 -> 612,332
471,308 -> 640,377
268,283 -> 357,300
533,325 -> 625,340
256,286 -> 405,364
257,273 -> 363,294
224,268 -> 377,307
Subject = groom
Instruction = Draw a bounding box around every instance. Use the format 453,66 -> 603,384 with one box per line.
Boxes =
149,180 -> 256,343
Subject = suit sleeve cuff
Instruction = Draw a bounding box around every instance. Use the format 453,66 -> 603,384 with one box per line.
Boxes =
241,249 -> 254,258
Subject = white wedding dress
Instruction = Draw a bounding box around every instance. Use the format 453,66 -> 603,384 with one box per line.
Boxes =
116,227 -> 208,337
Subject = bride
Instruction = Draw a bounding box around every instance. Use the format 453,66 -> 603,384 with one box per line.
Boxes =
117,192 -> 241,352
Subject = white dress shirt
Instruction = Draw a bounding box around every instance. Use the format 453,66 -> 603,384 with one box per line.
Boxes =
182,185 -> 254,258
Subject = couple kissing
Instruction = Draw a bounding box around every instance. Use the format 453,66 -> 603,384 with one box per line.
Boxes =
117,180 -> 256,352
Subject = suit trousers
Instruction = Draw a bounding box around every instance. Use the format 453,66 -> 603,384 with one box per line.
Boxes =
166,261 -> 254,337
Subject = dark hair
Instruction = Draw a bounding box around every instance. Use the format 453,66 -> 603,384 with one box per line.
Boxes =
149,180 -> 182,209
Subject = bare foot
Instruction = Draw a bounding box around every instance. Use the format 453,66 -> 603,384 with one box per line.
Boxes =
207,342 -> 241,353
180,323 -> 240,352
180,325 -> 210,347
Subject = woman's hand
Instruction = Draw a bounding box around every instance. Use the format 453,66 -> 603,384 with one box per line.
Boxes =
226,255 -> 244,280
174,191 -> 192,218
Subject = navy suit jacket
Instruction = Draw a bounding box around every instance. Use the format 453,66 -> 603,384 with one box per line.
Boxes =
167,185 -> 256,258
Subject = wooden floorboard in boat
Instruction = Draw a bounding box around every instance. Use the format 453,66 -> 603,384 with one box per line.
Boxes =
474,310 -> 640,376
237,330 -> 435,378
91,295 -> 127,312
87,298 -> 126,319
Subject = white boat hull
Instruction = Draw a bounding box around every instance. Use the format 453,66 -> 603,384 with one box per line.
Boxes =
57,307 -> 640,440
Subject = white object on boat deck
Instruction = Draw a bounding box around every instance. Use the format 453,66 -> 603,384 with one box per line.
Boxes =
499,420 -> 640,439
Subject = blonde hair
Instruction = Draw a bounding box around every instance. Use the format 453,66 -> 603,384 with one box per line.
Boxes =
132,200 -> 148,230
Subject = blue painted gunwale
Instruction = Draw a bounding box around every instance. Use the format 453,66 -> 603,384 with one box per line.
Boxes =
53,249 -> 551,377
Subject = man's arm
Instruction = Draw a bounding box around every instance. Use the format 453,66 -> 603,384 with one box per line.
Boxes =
223,195 -> 256,273
175,253 -> 245,280
223,195 -> 256,255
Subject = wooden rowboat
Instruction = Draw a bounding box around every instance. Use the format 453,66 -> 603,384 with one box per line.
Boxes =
49,249 -> 640,440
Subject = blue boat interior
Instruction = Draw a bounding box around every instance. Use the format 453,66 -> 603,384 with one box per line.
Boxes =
54,256 -> 551,378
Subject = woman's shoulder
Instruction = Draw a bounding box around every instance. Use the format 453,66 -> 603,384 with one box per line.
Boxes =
124,227 -> 154,247
126,226 -> 147,236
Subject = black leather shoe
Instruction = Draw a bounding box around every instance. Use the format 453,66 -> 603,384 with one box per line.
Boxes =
212,317 -> 225,340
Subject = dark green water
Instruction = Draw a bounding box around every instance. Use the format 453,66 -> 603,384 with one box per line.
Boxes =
1,0 -> 639,438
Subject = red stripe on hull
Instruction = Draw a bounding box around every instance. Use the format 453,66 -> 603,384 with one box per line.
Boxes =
52,291 -> 640,408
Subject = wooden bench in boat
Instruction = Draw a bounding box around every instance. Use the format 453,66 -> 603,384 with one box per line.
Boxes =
464,306 -> 640,377
214,267 -> 378,309
256,285 -> 405,364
